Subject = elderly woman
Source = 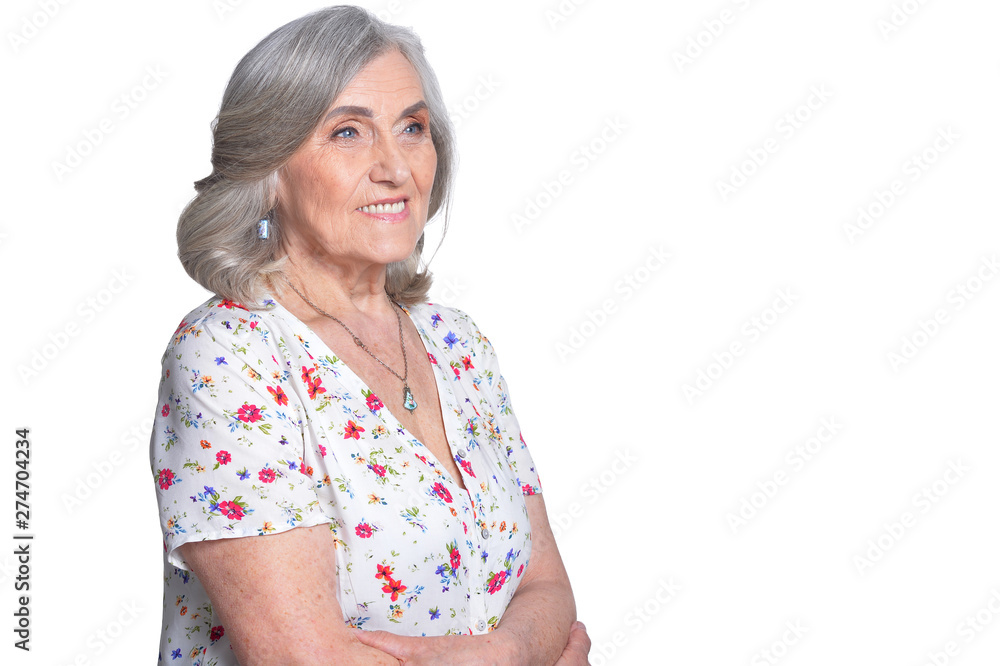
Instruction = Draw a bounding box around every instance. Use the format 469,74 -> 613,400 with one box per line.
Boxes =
149,6 -> 588,665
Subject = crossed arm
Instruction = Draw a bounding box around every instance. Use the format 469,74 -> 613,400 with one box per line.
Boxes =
180,493 -> 589,665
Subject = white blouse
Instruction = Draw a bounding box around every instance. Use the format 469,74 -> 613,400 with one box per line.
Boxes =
150,295 -> 541,665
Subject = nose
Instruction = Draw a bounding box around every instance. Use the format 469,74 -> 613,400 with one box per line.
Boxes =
369,135 -> 411,186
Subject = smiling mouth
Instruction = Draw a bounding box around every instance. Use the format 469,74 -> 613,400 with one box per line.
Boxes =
359,201 -> 406,214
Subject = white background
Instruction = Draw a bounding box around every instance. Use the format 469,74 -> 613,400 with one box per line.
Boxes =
3,0 -> 999,664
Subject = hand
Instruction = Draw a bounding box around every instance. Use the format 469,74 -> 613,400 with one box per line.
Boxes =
554,622 -> 591,665
353,628 -> 514,666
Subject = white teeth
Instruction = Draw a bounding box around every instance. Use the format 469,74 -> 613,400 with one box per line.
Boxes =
360,201 -> 405,214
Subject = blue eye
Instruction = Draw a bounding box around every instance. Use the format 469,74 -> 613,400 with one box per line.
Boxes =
334,126 -> 358,139
404,122 -> 425,134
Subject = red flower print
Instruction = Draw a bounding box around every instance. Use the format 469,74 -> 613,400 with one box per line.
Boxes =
458,458 -> 476,478
307,377 -> 326,400
300,463 -> 314,477
461,355 -> 474,370
428,352 -> 437,364
216,451 -> 231,465
237,403 -> 262,423
218,501 -> 244,521
370,463 -> 386,477
366,393 -> 384,412
376,564 -> 394,580
343,420 -> 365,440
450,548 -> 461,571
258,467 -> 276,483
517,564 -> 524,577
382,577 -> 407,601
452,365 -> 461,378
414,453 -> 428,465
431,482 -> 453,504
487,571 -> 508,595
210,625 -> 224,642
267,385 -> 288,406
217,299 -> 248,311
301,365 -> 316,382
521,483 -> 536,496
157,468 -> 175,490
161,404 -> 170,417
200,440 -> 212,449
356,522 -> 374,538
319,444 -> 327,457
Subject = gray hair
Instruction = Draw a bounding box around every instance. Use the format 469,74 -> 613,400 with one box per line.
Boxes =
177,5 -> 456,308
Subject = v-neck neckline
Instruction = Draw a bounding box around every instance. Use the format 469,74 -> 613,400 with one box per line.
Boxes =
263,294 -> 471,492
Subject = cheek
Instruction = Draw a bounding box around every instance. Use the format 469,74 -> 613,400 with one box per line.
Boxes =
416,148 -> 438,192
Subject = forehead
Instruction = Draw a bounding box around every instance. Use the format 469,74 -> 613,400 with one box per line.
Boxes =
334,50 -> 424,107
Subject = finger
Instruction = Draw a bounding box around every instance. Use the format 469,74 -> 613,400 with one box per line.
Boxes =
566,622 -> 592,657
353,628 -> 405,657
554,622 -> 592,665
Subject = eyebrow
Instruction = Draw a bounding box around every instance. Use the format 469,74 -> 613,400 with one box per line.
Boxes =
323,101 -> 428,124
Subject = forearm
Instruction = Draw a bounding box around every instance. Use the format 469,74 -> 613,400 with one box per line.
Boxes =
495,574 -> 577,666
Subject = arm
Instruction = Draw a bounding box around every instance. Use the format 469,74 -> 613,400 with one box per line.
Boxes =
493,492 -> 582,665
354,493 -> 587,665
180,524 -> 399,665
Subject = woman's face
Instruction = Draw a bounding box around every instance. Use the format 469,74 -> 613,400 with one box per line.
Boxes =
276,49 -> 437,274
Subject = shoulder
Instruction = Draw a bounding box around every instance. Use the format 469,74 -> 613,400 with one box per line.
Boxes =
404,301 -> 490,347
157,295 -> 289,382
163,295 -> 279,354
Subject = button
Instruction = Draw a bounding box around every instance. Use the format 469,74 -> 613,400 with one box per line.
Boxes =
480,527 -> 489,539
457,449 -> 466,459
476,619 -> 487,632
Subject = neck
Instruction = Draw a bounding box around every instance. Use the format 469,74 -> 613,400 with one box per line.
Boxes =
277,255 -> 396,322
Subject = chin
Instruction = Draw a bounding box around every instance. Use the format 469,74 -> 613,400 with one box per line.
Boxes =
371,244 -> 418,267
371,233 -> 422,265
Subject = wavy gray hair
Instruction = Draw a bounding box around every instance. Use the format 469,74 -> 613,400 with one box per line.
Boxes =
177,5 -> 456,308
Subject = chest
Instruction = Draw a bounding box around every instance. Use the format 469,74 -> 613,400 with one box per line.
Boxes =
310,320 -> 467,491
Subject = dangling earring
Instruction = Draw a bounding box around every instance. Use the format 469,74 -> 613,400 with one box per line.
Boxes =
257,218 -> 269,239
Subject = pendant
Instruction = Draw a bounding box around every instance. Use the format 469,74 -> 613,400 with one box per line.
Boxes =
403,384 -> 417,412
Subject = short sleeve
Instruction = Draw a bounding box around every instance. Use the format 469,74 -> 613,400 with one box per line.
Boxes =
464,312 -> 542,496
149,316 -> 329,570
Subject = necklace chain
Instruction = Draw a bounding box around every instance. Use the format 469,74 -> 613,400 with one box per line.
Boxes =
282,276 -> 418,412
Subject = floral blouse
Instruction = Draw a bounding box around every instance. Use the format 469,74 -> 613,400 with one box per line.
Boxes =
149,295 -> 541,665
